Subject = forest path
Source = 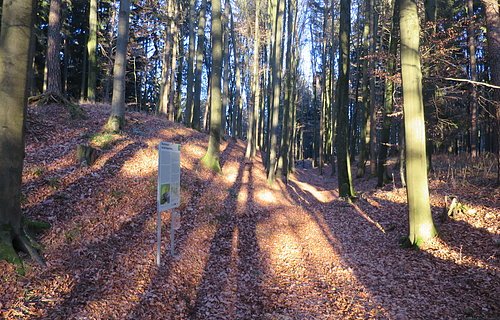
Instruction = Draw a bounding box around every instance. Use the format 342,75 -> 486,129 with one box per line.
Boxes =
1,104 -> 498,319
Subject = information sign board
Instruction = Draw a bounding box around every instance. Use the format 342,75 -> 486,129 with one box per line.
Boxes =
157,142 -> 181,212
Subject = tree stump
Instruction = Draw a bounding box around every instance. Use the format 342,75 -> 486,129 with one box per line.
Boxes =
76,144 -> 99,166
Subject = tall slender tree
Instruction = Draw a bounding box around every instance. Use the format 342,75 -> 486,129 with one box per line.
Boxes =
335,0 -> 355,198
87,0 -> 98,102
106,0 -> 131,132
467,0 -> 478,157
46,0 -> 63,95
267,0 -> 285,183
184,0 -> 197,126
400,0 -> 437,245
377,0 -> 399,187
192,0 -> 207,131
245,0 -> 261,160
201,0 -> 223,172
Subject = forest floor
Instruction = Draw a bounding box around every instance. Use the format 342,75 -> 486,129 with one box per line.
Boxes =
0,103 -> 499,320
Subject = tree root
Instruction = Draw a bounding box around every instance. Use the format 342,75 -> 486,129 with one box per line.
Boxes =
29,92 -> 87,119
104,115 -> 125,133
0,229 -> 23,273
0,219 -> 49,274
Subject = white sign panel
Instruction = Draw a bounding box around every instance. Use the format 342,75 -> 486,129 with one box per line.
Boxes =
157,142 -> 181,212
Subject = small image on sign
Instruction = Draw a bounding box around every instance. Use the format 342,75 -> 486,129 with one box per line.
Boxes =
160,183 -> 171,205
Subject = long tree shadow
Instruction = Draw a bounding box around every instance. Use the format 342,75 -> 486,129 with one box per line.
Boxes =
285,169 -> 499,318
235,162 -> 268,318
33,200 -> 155,319
123,140 -> 261,319
190,149 -> 268,318
24,141 -> 147,227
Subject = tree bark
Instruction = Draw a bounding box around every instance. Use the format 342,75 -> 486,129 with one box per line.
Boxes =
400,0 -> 437,245
467,0 -> 478,157
267,0 -> 285,183
0,0 -> 36,266
201,0 -> 222,172
86,0 -> 98,102
107,0 -> 131,132
480,0 -> 500,183
193,0 -> 207,130
46,0 -> 62,95
184,0 -> 197,127
246,0 -> 261,160
377,0 -> 399,187
336,0 -> 356,198
356,0 -> 371,178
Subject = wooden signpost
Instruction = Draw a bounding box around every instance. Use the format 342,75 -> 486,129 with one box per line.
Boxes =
157,142 -> 181,266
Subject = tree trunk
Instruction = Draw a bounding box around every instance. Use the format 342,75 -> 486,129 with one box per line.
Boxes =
201,0 -> 222,172
480,0 -> 500,184
246,0 -> 261,160
193,0 -> 207,130
400,0 -> 437,245
86,0 -> 98,102
0,0 -> 38,267
184,0 -> 197,127
336,0 -> 356,198
279,0 -> 295,181
46,0 -> 62,95
377,0 -> 399,187
229,2 -> 241,138
356,0 -> 371,178
80,42 -> 88,101
267,0 -> 285,183
106,0 -> 131,132
467,0 -> 478,157
368,1 -> 378,176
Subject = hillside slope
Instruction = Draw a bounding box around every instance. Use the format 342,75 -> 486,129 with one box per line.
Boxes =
0,104 -> 498,319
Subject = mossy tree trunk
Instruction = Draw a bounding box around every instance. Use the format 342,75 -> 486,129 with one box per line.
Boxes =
0,0 -> 46,269
107,0 -> 131,132
335,0 -> 356,199
400,0 -> 437,245
201,0 -> 222,172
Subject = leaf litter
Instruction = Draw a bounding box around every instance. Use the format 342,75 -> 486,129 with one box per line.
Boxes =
0,104 -> 498,319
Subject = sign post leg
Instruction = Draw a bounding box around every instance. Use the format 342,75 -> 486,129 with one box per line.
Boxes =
170,210 -> 175,257
156,210 -> 162,266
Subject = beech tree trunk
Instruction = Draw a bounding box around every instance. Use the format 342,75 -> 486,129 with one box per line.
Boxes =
184,0 -> 197,127
267,0 -> 285,183
107,0 -> 131,132
0,0 -> 36,264
356,0 -> 371,178
336,0 -> 356,198
377,0 -> 399,187
245,0 -> 261,160
192,0 -> 207,131
400,0 -> 437,245
86,0 -> 98,102
201,0 -> 223,172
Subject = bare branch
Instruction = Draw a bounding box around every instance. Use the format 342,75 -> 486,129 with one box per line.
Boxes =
443,77 -> 500,90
